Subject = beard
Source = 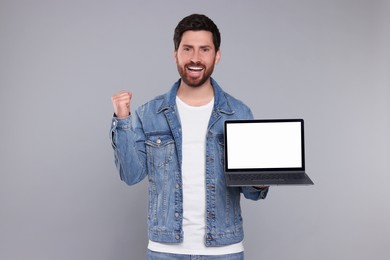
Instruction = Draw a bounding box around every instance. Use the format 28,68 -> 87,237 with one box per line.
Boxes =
177,61 -> 215,88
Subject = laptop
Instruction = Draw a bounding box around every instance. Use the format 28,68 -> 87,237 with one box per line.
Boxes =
224,119 -> 314,186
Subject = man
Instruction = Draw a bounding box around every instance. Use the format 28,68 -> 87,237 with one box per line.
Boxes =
110,14 -> 269,260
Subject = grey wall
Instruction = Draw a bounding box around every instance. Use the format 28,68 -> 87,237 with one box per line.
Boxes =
1,0 -> 389,259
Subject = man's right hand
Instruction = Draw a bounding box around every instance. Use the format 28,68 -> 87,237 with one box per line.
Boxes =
111,90 -> 132,119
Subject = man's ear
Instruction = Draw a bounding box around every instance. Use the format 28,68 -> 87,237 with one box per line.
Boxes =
174,50 -> 178,64
215,49 -> 221,64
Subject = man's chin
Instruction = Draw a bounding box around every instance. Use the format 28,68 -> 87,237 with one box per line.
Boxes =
182,76 -> 209,88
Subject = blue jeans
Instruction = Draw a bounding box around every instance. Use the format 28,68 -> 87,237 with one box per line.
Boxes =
147,250 -> 244,260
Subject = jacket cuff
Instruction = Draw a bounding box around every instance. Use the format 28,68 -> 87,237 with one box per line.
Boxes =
241,186 -> 269,200
111,115 -> 132,130
257,186 -> 269,199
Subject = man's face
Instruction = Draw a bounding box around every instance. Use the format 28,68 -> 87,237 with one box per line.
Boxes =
174,30 -> 221,88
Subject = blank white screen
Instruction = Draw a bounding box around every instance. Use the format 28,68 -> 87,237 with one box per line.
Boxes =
226,122 -> 302,169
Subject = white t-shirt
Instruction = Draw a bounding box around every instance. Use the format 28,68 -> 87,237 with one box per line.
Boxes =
148,96 -> 244,255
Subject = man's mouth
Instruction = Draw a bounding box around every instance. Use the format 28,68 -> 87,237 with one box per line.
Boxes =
187,65 -> 204,72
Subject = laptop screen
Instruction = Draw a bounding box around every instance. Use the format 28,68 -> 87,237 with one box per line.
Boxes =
224,119 -> 305,171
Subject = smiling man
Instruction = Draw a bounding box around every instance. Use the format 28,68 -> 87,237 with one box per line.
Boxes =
110,14 -> 269,260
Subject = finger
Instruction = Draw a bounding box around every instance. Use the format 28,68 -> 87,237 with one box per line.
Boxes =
112,92 -> 132,103
112,93 -> 131,100
117,90 -> 132,98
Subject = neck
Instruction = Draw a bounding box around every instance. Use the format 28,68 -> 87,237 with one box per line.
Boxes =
177,79 -> 214,106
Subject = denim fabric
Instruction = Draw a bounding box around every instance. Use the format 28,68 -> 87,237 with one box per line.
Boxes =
110,78 -> 269,246
147,249 -> 244,260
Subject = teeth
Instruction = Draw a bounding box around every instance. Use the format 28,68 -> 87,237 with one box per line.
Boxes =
188,66 -> 203,71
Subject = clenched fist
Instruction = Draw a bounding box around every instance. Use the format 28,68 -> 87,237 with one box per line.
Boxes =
111,90 -> 132,119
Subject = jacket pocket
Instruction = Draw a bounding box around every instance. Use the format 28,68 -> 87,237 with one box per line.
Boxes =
145,133 -> 175,168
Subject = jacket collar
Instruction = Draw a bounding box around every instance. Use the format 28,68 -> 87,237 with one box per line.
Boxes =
157,77 -> 235,115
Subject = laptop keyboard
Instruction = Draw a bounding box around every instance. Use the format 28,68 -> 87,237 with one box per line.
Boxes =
229,173 -> 303,182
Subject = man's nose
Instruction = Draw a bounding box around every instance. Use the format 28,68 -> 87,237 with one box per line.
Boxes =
190,50 -> 200,63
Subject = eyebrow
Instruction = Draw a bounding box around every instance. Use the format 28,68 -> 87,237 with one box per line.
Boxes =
181,44 -> 212,49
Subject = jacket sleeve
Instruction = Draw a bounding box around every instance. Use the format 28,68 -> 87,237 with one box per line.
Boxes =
109,110 -> 147,185
241,186 -> 269,201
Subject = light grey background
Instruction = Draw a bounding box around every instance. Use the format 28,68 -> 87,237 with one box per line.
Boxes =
1,0 -> 389,259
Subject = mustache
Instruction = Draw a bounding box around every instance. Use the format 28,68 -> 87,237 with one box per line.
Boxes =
185,62 -> 206,68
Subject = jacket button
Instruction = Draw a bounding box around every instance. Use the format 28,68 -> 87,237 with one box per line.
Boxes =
175,234 -> 180,240
175,213 -> 179,218
156,138 -> 161,144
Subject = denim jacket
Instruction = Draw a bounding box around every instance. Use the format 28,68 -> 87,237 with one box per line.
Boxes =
110,78 -> 268,247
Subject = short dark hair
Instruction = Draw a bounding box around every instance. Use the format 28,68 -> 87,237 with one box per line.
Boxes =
173,14 -> 221,51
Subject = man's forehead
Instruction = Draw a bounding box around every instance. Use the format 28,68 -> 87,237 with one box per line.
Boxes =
180,30 -> 214,45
